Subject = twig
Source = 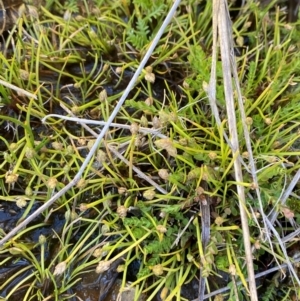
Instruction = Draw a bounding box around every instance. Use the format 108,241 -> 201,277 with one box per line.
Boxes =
171,216 -> 194,249
0,0 -> 182,247
191,256 -> 300,300
0,78 -> 37,99
268,168 -> 300,224
198,182 -> 211,301
57,104 -> 169,195
42,114 -> 168,139
106,145 -> 168,195
213,0 -> 258,299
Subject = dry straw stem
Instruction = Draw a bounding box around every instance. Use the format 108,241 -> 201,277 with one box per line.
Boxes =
194,256 -> 300,300
228,0 -> 300,289
0,0 -> 182,247
268,168 -> 300,224
55,104 -> 168,195
210,0 -> 258,299
198,181 -> 211,300
0,78 -> 37,99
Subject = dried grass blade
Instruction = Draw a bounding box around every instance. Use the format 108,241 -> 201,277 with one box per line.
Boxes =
214,0 -> 258,299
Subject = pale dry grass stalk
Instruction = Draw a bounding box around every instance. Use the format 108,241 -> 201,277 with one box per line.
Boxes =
0,78 -> 37,99
42,114 -> 168,139
210,0 -> 258,299
193,256 -> 300,300
48,105 -> 169,195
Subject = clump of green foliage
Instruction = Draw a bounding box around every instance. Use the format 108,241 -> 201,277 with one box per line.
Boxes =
1,0 -> 300,300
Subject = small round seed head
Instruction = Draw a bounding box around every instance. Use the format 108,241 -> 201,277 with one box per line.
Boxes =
118,187 -> 127,195
152,264 -> 164,276
224,208 -> 231,216
19,69 -> 29,80
187,169 -> 199,181
99,89 -> 107,102
96,260 -> 111,274
160,287 -> 169,300
134,136 -> 143,147
65,210 -> 71,221
156,225 -> 167,233
145,72 -> 155,83
117,205 -> 128,218
214,294 -> 224,301
117,264 -> 125,272
187,253 -> 194,262
145,66 -> 153,73
140,115 -> 148,127
208,152 -> 217,160
166,145 -> 177,157
130,122 -> 139,135
154,138 -> 172,150
272,141 -> 281,149
25,147 -> 36,159
246,117 -> 253,125
16,197 -> 27,208
77,138 -> 86,146
159,211 -> 166,218
5,173 -> 19,184
103,63 -> 109,72
182,80 -> 189,89
158,169 -> 169,180
39,234 -> 46,244
25,186 -> 33,197
158,110 -> 170,124
215,216 -> 224,226
76,178 -> 87,189
254,240 -> 261,250
266,156 -> 277,163
152,116 -> 162,129
145,97 -> 153,106
195,186 -> 205,196
47,177 -> 58,189
27,5 -> 39,18
54,261 -> 67,276
66,145 -> 74,155
202,171 -> 209,181
242,151 -> 249,159
63,165 -> 71,174
75,14 -> 85,21
236,36 -> 244,47
87,139 -> 96,150
115,66 -> 123,74
93,248 -> 103,258
178,138 -> 188,146
250,182 -> 258,190
52,141 -> 63,151
3,152 -> 12,163
101,224 -> 110,234
79,203 -> 88,212
96,150 -> 107,165
9,143 -> 18,151
143,189 -> 155,200
65,210 -> 79,221
63,9 -> 72,20
229,264 -> 236,276
71,106 -> 80,115
265,117 -> 272,125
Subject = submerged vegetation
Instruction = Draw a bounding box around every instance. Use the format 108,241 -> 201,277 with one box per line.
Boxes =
1,0 -> 300,300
